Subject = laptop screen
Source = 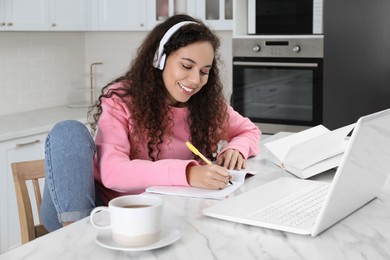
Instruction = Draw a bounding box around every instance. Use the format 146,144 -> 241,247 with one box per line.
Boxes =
312,109 -> 390,235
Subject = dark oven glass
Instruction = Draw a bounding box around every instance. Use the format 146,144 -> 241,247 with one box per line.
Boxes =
232,57 -> 323,126
255,0 -> 313,35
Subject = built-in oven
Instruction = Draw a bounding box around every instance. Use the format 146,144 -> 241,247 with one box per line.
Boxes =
232,37 -> 323,134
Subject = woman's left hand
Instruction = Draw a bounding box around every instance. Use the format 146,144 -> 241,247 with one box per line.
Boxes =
216,149 -> 246,170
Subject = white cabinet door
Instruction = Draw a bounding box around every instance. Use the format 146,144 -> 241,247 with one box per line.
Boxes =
0,0 -> 5,30
195,0 -> 233,30
93,0 -> 147,31
2,0 -> 50,31
0,133 -> 46,253
146,0 -> 196,30
49,0 -> 89,31
145,0 -> 232,31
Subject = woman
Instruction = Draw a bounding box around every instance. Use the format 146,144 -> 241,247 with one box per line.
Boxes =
41,14 -> 261,232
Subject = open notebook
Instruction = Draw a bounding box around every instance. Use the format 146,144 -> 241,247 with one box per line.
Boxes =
264,123 -> 355,179
203,108 -> 390,236
146,170 -> 256,199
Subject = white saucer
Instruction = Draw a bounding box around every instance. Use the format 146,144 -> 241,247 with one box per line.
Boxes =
95,227 -> 181,251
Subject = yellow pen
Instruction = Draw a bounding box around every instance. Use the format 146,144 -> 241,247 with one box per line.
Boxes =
185,141 -> 212,165
185,141 -> 233,185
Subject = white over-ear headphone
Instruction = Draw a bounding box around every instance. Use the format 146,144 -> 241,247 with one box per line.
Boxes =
152,21 -> 197,70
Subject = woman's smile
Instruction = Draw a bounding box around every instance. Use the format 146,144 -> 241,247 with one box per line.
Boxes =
178,82 -> 194,94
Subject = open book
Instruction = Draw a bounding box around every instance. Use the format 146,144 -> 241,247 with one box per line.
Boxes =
145,170 -> 256,200
264,123 -> 355,179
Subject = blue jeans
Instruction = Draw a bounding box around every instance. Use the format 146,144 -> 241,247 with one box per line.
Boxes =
41,120 -> 98,232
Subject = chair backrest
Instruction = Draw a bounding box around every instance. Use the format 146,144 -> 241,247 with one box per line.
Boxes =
11,159 -> 48,244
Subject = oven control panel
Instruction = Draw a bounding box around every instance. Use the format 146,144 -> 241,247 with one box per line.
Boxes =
233,37 -> 323,58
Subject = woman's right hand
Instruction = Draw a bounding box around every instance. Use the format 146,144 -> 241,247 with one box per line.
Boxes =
186,164 -> 231,190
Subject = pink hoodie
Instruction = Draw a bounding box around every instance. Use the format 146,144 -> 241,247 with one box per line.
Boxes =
93,84 -> 261,204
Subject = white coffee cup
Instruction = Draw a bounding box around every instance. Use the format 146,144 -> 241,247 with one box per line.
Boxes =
90,194 -> 163,247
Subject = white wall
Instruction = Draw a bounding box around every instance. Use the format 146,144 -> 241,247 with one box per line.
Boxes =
0,31 -> 232,117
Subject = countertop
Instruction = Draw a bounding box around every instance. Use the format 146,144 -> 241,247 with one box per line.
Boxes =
0,106 -> 89,142
1,146 -> 390,260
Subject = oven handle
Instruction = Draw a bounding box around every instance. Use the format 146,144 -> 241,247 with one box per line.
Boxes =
233,61 -> 318,68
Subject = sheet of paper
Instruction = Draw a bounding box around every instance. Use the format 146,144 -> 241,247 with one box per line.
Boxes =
146,170 -> 256,200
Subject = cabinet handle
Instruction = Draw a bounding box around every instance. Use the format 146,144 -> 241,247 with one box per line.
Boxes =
7,22 -> 13,26
51,23 -> 57,27
16,139 -> 41,147
0,22 -> 5,27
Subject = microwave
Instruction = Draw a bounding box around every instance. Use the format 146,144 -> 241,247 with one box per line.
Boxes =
248,0 -> 323,35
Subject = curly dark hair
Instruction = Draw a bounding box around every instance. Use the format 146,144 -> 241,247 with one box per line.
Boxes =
88,14 -> 229,161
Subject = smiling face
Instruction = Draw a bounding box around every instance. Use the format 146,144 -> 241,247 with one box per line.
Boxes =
162,41 -> 214,107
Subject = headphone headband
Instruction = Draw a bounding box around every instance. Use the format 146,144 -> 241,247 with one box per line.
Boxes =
152,21 -> 197,70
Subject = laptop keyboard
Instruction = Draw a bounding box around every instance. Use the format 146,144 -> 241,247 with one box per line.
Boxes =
250,182 -> 330,227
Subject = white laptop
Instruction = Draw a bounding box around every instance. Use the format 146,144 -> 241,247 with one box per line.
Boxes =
203,108 -> 390,236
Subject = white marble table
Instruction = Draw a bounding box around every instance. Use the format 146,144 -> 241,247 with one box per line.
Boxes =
1,137 -> 390,260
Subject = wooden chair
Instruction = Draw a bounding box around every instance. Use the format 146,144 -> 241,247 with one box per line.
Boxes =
11,159 -> 48,244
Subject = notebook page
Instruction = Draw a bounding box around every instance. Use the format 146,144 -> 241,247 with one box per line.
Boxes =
145,170 -> 256,200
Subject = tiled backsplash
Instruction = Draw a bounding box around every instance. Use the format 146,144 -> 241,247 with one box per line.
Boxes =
0,32 -> 86,116
84,31 -> 148,104
0,31 -> 232,117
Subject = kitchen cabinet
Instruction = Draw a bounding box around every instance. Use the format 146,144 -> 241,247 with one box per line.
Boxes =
0,0 -> 89,31
146,0 -> 196,30
195,0 -> 233,30
0,133 -> 46,253
49,0 -> 89,31
0,0 -> 5,29
232,0 -> 245,37
0,0 -> 50,31
1,0 -> 232,32
91,0 -> 147,31
146,0 -> 232,31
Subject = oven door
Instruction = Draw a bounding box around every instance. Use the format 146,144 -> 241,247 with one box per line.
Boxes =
232,57 -> 323,131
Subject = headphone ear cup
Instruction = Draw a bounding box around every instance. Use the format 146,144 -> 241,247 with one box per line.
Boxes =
152,51 -> 160,69
158,54 -> 167,70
